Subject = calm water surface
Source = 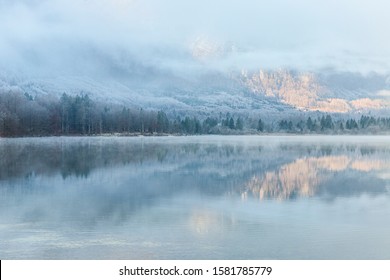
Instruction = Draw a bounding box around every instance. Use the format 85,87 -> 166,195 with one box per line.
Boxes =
1,135 -> 390,259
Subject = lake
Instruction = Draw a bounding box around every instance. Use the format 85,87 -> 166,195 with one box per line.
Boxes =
1,135 -> 390,259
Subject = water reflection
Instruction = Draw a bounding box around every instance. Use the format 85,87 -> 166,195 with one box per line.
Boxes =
1,137 -> 390,218
244,156 -> 390,200
1,136 -> 390,259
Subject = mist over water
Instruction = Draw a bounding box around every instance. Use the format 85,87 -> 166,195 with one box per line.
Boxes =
1,136 -> 390,259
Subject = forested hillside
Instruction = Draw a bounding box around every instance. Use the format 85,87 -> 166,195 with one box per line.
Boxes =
1,91 -> 390,137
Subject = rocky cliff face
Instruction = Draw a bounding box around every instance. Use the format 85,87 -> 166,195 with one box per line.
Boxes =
241,69 -> 390,113
241,69 -> 320,109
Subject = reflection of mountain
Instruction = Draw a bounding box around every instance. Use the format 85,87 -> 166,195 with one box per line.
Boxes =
1,137 -> 390,227
244,156 -> 389,200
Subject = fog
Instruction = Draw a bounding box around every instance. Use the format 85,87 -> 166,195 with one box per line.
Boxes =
1,0 -> 390,80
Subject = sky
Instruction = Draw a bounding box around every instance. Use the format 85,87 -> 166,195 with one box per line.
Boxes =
1,0 -> 390,78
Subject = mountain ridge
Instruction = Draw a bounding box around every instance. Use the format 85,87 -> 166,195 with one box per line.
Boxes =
1,68 -> 389,116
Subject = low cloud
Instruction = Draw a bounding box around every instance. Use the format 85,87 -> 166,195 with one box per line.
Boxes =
377,90 -> 390,98
1,0 -> 390,80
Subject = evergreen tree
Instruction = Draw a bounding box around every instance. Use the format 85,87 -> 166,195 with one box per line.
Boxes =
287,121 -> 293,131
279,120 -> 288,130
257,118 -> 264,132
306,117 -> 314,131
296,120 -> 304,132
229,117 -> 235,129
346,119 -> 358,129
202,117 -> 218,134
236,117 -> 243,130
157,111 -> 169,133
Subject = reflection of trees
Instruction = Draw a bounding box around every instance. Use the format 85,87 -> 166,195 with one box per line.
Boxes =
244,156 -> 389,200
0,140 -> 178,180
2,138 -> 390,203
0,139 -> 255,181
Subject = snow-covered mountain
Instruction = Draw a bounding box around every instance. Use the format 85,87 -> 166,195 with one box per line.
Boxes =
240,69 -> 390,113
0,69 -> 295,118
1,68 -> 389,117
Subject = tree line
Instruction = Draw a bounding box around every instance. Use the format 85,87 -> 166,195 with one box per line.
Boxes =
276,114 -> 390,133
0,91 -> 205,136
1,91 -> 390,137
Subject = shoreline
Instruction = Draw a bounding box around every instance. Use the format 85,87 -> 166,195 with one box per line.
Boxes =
2,132 -> 390,139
